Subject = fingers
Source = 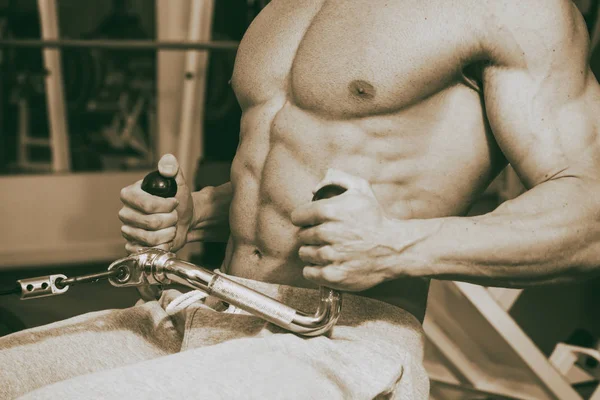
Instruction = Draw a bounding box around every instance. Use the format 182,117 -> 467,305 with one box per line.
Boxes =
292,170 -> 376,228
120,180 -> 178,214
303,264 -> 348,287
296,222 -> 342,245
118,207 -> 178,230
291,199 -> 341,227
121,225 -> 176,247
298,245 -> 341,265
125,242 -> 170,254
125,242 -> 146,254
120,155 -> 187,254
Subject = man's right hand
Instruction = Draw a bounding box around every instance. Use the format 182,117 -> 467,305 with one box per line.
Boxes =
119,154 -> 195,254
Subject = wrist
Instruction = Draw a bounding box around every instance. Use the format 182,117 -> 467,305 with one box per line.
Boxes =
191,187 -> 213,228
380,217 -> 441,280
189,183 -> 232,241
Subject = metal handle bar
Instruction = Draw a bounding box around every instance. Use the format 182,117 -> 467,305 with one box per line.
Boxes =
0,39 -> 239,51
108,249 -> 342,337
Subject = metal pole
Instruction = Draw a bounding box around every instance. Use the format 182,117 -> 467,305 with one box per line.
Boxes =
176,0 -> 215,262
177,0 -> 214,185
38,0 -> 71,172
0,39 -> 238,51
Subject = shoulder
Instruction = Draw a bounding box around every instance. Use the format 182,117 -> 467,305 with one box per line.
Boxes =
478,0 -> 589,69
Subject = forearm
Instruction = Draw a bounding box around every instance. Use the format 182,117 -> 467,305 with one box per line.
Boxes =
392,177 -> 600,287
187,182 -> 232,243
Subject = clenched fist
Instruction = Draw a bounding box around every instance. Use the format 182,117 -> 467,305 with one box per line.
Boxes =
118,154 -> 194,253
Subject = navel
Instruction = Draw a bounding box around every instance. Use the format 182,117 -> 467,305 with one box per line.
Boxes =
349,79 -> 376,100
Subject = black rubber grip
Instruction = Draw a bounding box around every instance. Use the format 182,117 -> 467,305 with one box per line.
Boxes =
312,184 -> 347,201
141,171 -> 178,198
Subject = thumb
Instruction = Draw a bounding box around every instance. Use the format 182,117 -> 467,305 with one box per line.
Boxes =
158,154 -> 187,187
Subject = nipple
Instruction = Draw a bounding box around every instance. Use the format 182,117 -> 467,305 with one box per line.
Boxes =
349,80 -> 376,100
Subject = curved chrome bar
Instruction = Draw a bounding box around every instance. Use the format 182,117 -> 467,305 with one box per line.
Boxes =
108,249 -> 342,337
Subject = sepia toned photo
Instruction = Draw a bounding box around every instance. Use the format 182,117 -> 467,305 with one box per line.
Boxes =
1,1 -> 600,399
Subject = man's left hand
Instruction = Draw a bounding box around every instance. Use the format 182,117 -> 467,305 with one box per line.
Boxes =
291,169 -> 399,292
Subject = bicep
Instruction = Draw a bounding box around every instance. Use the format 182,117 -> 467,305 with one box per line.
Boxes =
482,0 -> 600,188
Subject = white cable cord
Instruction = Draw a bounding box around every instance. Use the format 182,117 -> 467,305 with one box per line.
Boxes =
165,290 -> 248,315
165,290 -> 209,315
225,304 -> 246,315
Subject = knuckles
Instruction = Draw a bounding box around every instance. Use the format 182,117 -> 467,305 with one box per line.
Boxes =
119,186 -> 130,202
317,245 -> 337,262
298,247 -> 311,262
117,207 -> 128,222
314,224 -> 329,240
119,208 -> 178,236
321,267 -> 346,284
121,226 -> 176,246
120,185 -> 169,214
120,179 -> 180,253
125,242 -> 140,254
298,245 -> 340,265
147,212 -> 177,230
146,216 -> 162,231
137,198 -> 155,214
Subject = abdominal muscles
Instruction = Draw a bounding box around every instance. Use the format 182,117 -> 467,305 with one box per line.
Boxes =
224,85 -> 502,290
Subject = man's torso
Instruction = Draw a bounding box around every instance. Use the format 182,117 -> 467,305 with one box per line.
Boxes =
222,0 -> 507,320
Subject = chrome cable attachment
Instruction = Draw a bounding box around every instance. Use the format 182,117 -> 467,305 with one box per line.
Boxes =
108,248 -> 342,336
11,267 -> 129,300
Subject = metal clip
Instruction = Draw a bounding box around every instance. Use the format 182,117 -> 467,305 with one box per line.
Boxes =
107,250 -> 175,301
18,274 -> 69,300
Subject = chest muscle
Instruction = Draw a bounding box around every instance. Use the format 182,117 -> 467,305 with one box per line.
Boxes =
232,0 -> 482,117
